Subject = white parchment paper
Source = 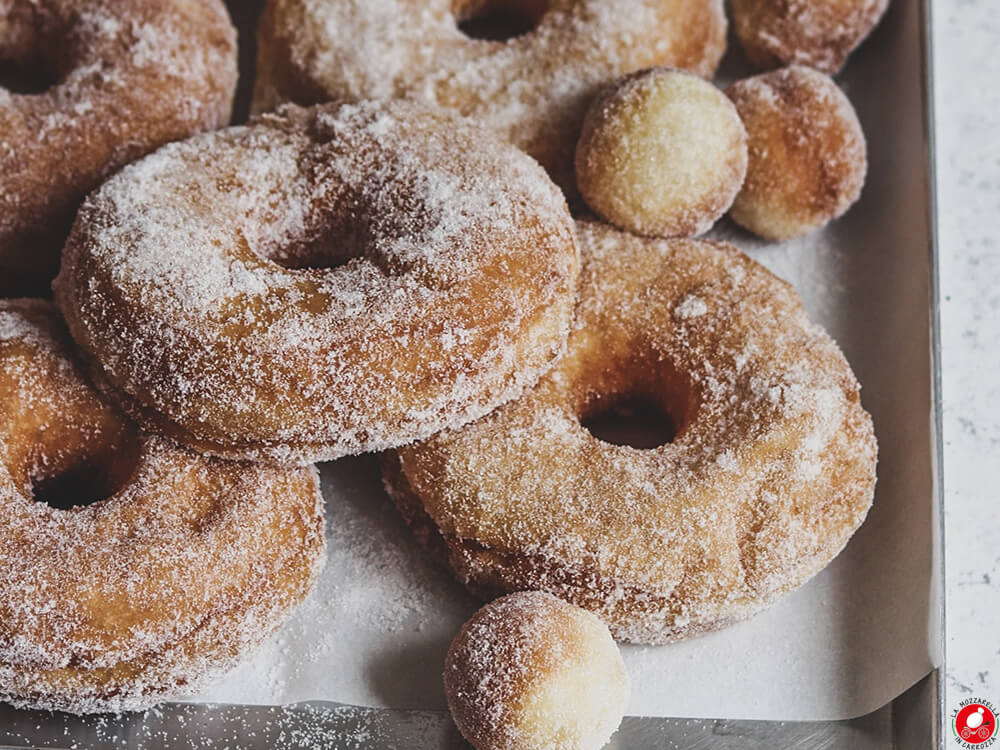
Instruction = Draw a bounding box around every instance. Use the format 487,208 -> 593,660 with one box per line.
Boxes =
194,0 -> 940,722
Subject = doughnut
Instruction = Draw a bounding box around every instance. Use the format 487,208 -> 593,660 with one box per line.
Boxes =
445,591 -> 628,750
252,0 -> 728,194
0,299 -> 325,714
575,67 -> 748,238
384,220 -> 877,644
0,0 -> 237,294
54,100 -> 579,465
731,0 -> 889,75
725,65 -> 867,241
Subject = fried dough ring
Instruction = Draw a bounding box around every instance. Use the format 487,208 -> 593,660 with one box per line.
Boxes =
55,100 -> 579,465
385,220 -> 877,644
0,299 -> 325,713
0,0 -> 237,293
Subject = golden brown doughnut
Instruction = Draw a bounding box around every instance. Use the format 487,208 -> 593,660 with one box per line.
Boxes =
731,0 -> 889,74
0,0 -> 237,294
575,67 -> 748,238
0,299 -> 325,714
54,100 -> 579,465
726,65 -> 867,241
252,0 -> 728,194
384,220 -> 877,644
445,591 -> 628,750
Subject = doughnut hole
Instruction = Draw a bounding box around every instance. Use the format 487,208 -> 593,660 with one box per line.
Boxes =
0,336 -> 140,510
30,441 -> 139,510
205,169 -> 373,273
251,218 -> 368,271
453,0 -> 550,41
0,59 -> 59,95
726,66 -> 867,241
445,591 -> 628,750
0,9 -> 76,96
236,165 -> 500,283
23,410 -> 139,511
218,211 -> 390,340
731,0 -> 889,75
575,68 -> 748,239
582,397 -> 677,450
576,351 -> 699,451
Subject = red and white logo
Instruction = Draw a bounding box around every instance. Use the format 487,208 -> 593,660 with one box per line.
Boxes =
953,699 -> 998,747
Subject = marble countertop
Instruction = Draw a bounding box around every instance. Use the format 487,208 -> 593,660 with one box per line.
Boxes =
931,0 -> 1000,722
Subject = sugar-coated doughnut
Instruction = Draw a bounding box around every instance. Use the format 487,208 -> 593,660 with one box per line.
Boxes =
575,67 -> 748,238
0,299 -> 325,714
731,0 -> 889,75
445,591 -> 628,750
252,0 -> 728,194
385,220 -> 877,644
0,0 -> 237,294
54,100 -> 579,465
726,66 -> 867,241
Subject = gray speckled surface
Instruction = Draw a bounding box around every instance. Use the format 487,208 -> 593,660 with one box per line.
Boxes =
932,0 -> 1000,720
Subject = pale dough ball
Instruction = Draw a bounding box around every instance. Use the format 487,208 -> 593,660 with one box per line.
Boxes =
731,0 -> 889,75
444,591 -> 629,750
726,65 -> 867,240
575,67 -> 748,239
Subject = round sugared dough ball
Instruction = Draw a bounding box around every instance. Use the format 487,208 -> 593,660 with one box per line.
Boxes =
444,592 -> 629,750
725,65 -> 867,241
731,0 -> 889,75
575,68 -> 748,239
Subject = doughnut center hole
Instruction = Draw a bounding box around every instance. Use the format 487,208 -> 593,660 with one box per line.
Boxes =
26,429 -> 140,511
256,220 -> 370,271
265,239 -> 365,271
582,396 -> 678,450
455,0 -> 549,41
32,463 -> 123,510
0,59 -> 59,95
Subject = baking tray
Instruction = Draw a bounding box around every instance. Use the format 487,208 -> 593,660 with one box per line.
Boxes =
0,0 -> 945,745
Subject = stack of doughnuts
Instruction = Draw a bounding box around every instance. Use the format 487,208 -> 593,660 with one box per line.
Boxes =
0,0 -> 883,737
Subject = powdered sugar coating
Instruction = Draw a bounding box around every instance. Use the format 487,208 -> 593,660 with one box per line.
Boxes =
252,0 -> 727,195
575,67 -> 748,238
0,0 -> 237,292
731,0 -> 889,75
0,299 -> 325,714
445,591 -> 628,750
54,100 -> 579,465
385,220 -> 877,644
726,65 -> 868,241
